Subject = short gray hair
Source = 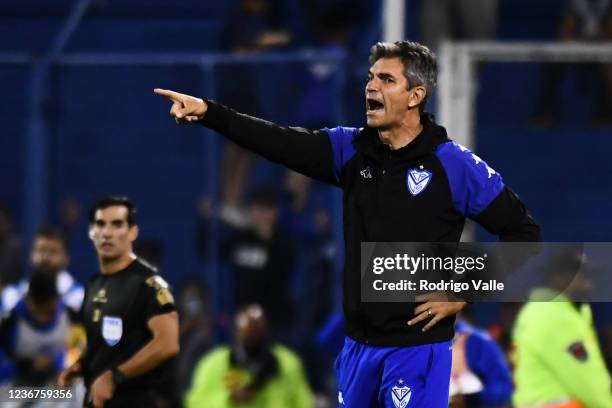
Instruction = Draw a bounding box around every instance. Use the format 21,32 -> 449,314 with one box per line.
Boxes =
369,41 -> 437,108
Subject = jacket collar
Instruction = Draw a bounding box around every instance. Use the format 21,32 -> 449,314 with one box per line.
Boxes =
353,113 -> 450,161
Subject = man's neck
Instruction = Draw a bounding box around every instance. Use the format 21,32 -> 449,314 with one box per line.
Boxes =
99,253 -> 136,275
377,112 -> 423,150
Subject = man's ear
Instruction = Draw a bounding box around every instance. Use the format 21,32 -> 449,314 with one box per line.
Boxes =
129,225 -> 139,243
88,226 -> 95,240
408,86 -> 427,109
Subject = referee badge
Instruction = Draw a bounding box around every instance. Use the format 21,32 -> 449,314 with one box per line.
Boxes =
102,316 -> 123,346
391,379 -> 411,408
406,167 -> 432,196
146,275 -> 175,306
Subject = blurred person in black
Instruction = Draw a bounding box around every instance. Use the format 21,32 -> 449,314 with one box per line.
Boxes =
280,170 -> 333,328
0,271 -> 77,387
57,197 -> 179,408
531,0 -> 612,127
198,187 -> 296,338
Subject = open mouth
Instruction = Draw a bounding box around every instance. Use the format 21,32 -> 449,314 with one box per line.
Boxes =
367,98 -> 384,112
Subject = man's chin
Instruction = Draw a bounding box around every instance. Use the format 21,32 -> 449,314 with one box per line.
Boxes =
366,117 -> 382,128
99,250 -> 118,260
366,119 -> 389,130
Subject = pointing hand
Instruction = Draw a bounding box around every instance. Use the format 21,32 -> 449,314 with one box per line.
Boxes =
154,88 -> 208,124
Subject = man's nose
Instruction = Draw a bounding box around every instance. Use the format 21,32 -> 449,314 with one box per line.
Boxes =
366,79 -> 378,93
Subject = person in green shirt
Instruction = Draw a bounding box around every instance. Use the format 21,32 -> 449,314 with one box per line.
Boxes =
185,304 -> 314,408
513,250 -> 612,408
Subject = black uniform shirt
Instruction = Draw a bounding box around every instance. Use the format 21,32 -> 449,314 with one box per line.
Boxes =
81,258 -> 176,392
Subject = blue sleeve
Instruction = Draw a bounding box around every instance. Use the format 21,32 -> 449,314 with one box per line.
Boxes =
435,141 -> 505,218
316,313 -> 345,355
0,351 -> 16,382
323,127 -> 358,183
53,351 -> 65,373
0,311 -> 17,356
466,332 -> 513,406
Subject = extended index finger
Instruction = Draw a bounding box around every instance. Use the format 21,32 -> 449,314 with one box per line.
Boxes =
153,88 -> 182,102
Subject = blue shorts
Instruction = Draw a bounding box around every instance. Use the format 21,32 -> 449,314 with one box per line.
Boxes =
335,337 -> 452,408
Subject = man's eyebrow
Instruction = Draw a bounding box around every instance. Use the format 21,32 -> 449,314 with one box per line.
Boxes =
377,72 -> 395,79
368,70 -> 396,79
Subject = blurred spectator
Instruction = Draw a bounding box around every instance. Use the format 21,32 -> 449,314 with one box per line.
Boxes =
280,170 -> 335,396
0,272 -> 79,387
449,318 -> 513,408
198,187 -> 297,337
512,250 -> 612,407
531,0 -> 612,127
218,0 -> 292,226
281,171 -> 331,243
281,171 -> 333,330
291,0 -> 352,128
1,228 -> 84,314
174,278 -> 213,399
184,304 -> 314,408
419,0 -> 498,50
0,204 -> 23,287
223,0 -> 290,53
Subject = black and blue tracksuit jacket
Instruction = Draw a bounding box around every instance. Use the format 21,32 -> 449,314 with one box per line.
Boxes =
200,101 -> 542,346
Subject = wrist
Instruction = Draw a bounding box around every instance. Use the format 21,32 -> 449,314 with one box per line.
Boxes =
111,367 -> 126,387
70,361 -> 81,374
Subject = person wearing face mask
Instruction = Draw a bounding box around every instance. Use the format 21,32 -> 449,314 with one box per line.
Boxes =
0,272 -> 78,387
185,304 -> 314,408
1,228 -> 84,315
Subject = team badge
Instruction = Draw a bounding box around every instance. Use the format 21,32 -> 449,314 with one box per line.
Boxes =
391,379 -> 411,408
102,316 -> 123,346
360,166 -> 373,179
406,167 -> 432,196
